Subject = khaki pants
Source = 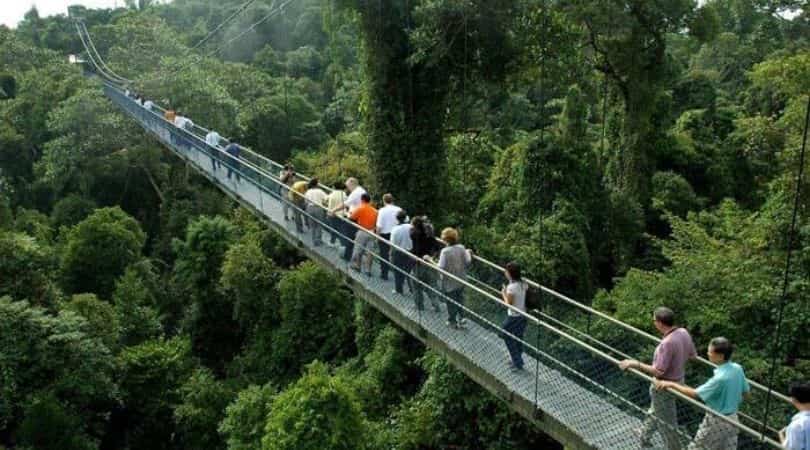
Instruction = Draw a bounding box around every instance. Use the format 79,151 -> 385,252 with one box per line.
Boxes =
688,413 -> 738,450
640,383 -> 683,450
351,230 -> 375,273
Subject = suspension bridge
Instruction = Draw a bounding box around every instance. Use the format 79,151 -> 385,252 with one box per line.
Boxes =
76,19 -> 795,450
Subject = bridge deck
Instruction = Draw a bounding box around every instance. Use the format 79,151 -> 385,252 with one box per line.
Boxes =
105,84 -> 779,450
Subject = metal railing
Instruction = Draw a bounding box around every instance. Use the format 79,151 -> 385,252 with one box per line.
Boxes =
104,82 -> 787,449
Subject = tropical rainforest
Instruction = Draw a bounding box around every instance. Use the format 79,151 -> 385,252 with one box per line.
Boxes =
0,0 -> 808,449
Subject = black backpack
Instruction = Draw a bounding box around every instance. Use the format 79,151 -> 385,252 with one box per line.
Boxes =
524,283 -> 543,311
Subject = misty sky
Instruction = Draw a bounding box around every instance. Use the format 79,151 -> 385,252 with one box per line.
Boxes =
1,1 -> 122,28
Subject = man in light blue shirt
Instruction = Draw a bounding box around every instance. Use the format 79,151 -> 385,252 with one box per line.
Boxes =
656,337 -> 750,450
389,210 -> 412,295
782,382 -> 810,450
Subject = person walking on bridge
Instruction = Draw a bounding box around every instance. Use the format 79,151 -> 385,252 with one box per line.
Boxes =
619,307 -> 696,450
376,193 -> 403,281
173,112 -> 194,131
332,177 -> 366,261
289,179 -> 309,234
349,193 -> 377,275
304,178 -> 328,246
780,381 -> 810,450
389,209 -> 413,295
205,130 -> 222,171
436,227 -> 472,329
279,165 -> 295,221
501,261 -> 528,371
224,142 -> 241,182
410,216 -> 440,312
655,337 -> 750,450
325,181 -> 347,248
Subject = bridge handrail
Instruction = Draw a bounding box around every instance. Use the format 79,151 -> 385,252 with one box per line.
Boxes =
77,26 -> 791,416
106,81 -> 787,447
173,102 -> 793,407
163,106 -> 792,406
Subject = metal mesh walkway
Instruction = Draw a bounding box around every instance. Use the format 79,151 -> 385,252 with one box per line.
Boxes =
104,84 -> 785,450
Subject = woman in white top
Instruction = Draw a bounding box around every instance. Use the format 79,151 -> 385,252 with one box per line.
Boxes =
501,261 -> 528,371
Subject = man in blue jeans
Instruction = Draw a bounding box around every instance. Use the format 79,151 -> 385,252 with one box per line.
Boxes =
224,142 -> 241,182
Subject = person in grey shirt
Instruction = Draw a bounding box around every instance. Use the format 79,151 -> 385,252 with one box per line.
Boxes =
436,227 -> 472,329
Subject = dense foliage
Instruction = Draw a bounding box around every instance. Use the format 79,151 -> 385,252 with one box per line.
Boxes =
0,0 -> 807,448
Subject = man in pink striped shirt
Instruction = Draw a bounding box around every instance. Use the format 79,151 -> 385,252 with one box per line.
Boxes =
620,307 -> 697,449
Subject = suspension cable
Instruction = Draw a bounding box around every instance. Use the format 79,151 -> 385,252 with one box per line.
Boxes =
140,0 -> 296,88
191,0 -> 258,50
75,22 -> 123,85
79,21 -> 132,84
759,94 -> 810,439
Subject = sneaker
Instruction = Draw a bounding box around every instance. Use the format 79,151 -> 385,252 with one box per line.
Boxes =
458,318 -> 468,327
509,365 -> 524,373
445,321 -> 457,329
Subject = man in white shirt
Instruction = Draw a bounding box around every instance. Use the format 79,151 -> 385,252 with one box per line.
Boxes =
331,177 -> 366,261
332,177 -> 366,215
782,381 -> 810,450
174,113 -> 193,131
389,210 -> 413,295
205,130 -> 222,171
304,179 -> 328,246
143,99 -> 154,111
375,193 -> 403,281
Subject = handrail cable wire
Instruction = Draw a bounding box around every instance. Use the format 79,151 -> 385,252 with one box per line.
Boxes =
81,7 -> 793,409
758,94 -> 810,440
104,81 -> 786,447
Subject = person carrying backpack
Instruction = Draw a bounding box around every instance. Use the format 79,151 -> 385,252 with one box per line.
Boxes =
410,216 -> 441,311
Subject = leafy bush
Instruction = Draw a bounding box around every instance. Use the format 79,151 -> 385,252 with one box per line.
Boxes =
262,362 -> 365,450
60,207 -> 146,299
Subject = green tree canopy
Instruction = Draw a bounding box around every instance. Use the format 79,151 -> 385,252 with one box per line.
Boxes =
262,362 -> 365,450
60,206 -> 146,299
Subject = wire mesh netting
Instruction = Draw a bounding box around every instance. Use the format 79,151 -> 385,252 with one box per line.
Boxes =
106,84 -> 788,450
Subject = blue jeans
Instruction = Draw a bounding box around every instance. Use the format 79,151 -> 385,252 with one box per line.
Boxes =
502,315 -> 528,369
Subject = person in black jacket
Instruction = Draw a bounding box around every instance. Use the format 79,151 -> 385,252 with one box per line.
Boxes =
410,216 -> 441,311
